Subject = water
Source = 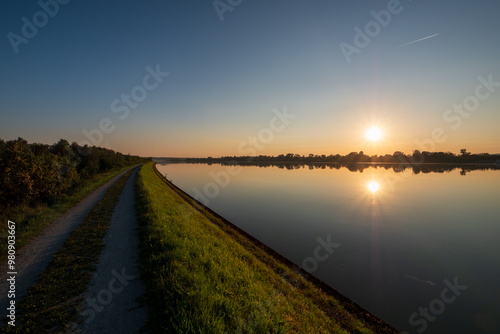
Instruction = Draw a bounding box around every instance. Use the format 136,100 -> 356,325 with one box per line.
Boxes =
156,162 -> 500,334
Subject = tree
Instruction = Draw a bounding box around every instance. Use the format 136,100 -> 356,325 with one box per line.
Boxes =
50,139 -> 71,156
0,137 -> 148,208
0,138 -> 37,206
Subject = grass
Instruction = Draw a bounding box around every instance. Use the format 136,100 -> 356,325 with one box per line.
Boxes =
136,162 -> 398,333
1,168 -> 135,333
0,165 -> 139,263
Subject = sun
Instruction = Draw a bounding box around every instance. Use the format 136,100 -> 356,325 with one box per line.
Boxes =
365,127 -> 382,142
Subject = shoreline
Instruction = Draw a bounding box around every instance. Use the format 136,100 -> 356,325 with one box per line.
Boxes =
151,162 -> 400,333
154,158 -> 500,167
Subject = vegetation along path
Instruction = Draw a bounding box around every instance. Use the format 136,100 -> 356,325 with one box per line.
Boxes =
1,160 -> 399,333
0,168 -> 132,321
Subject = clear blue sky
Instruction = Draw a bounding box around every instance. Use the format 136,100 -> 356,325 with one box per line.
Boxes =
1,0 -> 499,157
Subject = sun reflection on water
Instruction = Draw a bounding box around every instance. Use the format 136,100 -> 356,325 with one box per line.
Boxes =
367,180 -> 380,194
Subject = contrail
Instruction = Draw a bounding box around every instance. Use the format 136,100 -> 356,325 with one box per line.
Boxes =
397,33 -> 440,47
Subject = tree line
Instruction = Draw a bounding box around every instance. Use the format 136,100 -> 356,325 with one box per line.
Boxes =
164,149 -> 499,165
0,137 -> 149,208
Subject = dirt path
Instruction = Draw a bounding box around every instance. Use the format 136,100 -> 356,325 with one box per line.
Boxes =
78,167 -> 148,333
0,169 -> 131,321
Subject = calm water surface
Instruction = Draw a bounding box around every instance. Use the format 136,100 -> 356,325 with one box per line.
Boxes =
156,163 -> 500,334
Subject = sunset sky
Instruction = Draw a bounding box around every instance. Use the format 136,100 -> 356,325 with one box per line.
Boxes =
1,0 -> 499,157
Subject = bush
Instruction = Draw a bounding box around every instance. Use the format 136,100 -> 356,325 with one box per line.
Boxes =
0,137 -> 149,208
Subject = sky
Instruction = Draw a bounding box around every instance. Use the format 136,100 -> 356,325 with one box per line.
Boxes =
1,0 -> 499,157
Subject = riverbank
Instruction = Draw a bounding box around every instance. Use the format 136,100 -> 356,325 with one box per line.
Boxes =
135,162 -> 400,333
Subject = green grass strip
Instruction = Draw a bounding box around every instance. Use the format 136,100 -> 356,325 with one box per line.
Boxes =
0,165 -> 139,263
2,168 -> 135,333
136,162 -> 396,333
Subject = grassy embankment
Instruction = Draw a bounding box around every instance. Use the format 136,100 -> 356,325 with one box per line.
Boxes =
0,165 -> 138,263
136,162 -> 399,333
2,168 -> 135,333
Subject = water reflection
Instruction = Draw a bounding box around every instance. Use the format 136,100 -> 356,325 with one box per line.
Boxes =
155,159 -> 499,175
368,181 -> 380,194
155,163 -> 500,334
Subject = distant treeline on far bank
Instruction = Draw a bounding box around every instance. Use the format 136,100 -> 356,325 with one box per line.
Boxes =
0,137 -> 150,208
158,149 -> 500,165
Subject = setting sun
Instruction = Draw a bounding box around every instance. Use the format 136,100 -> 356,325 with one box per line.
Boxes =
366,127 -> 382,142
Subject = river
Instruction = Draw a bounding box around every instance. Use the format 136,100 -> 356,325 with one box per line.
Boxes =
156,162 -> 500,334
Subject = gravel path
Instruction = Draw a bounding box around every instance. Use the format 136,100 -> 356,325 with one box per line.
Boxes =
0,169 -> 131,323
78,167 -> 148,333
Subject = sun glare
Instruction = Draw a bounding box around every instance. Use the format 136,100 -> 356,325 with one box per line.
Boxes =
366,127 -> 382,142
368,181 -> 380,194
